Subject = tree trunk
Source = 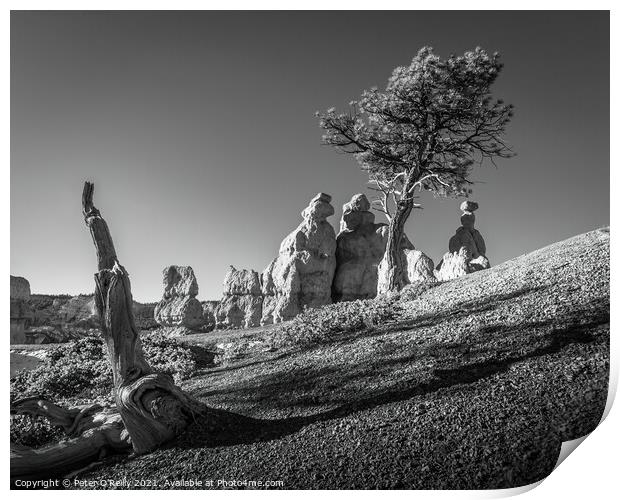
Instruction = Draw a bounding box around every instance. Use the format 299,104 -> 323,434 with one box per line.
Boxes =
82,181 -> 205,454
10,182 -> 207,481
377,200 -> 414,294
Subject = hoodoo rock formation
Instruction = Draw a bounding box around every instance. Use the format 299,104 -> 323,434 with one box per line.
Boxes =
154,265 -> 206,331
261,192 -> 337,324
10,276 -> 33,344
332,194 -> 389,302
435,201 -> 491,281
216,266 -> 263,328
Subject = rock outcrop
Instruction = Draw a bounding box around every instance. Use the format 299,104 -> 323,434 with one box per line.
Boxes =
435,201 -> 491,281
404,249 -> 436,283
10,276 -> 33,344
377,240 -> 436,294
216,266 -> 263,328
10,276 -> 31,301
154,266 -> 206,331
161,265 -> 199,298
435,247 -> 471,281
201,301 -> 219,332
25,294 -> 157,342
261,192 -> 337,324
57,295 -> 98,327
332,194 -> 389,302
260,259 -> 277,325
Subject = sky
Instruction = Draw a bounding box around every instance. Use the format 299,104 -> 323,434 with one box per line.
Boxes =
10,11 -> 609,302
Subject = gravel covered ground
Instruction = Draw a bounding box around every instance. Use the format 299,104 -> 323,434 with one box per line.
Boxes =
73,228 -> 609,490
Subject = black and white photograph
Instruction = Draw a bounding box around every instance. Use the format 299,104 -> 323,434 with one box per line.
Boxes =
8,7 -> 612,492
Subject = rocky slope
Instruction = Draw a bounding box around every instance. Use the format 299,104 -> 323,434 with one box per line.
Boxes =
68,228 -> 609,489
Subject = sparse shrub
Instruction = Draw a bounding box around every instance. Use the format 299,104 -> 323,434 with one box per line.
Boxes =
267,296 -> 403,348
11,335 -> 110,402
10,331 -> 197,403
141,330 -> 196,380
10,414 -> 65,449
10,331 -> 198,448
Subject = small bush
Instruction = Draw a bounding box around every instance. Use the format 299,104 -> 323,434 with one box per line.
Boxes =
11,331 -> 197,403
11,335 -> 110,402
10,331 -> 198,448
268,296 -> 403,348
10,414 -> 65,449
141,330 -> 196,380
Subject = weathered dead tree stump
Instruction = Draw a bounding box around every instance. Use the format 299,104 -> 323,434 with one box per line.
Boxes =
11,182 -> 206,481
82,181 -> 204,452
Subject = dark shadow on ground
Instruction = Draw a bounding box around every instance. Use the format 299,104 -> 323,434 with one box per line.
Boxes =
174,314 -> 609,452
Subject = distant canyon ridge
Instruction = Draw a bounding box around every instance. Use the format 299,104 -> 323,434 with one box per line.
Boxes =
10,192 -> 490,343
9,281 -> 157,344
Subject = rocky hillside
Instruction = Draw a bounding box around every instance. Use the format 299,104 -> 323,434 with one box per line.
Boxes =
24,294 -> 157,343
71,228 -> 610,489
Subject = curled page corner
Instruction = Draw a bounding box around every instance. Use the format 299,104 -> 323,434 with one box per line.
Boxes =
553,435 -> 589,471
470,479 -> 544,498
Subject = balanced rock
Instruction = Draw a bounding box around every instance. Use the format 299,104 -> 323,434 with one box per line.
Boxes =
333,194 -> 390,301
449,212 -> 486,259
154,265 -> 205,330
261,192 -> 337,324
436,201 -> 491,281
216,266 -> 263,328
460,200 -> 479,214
